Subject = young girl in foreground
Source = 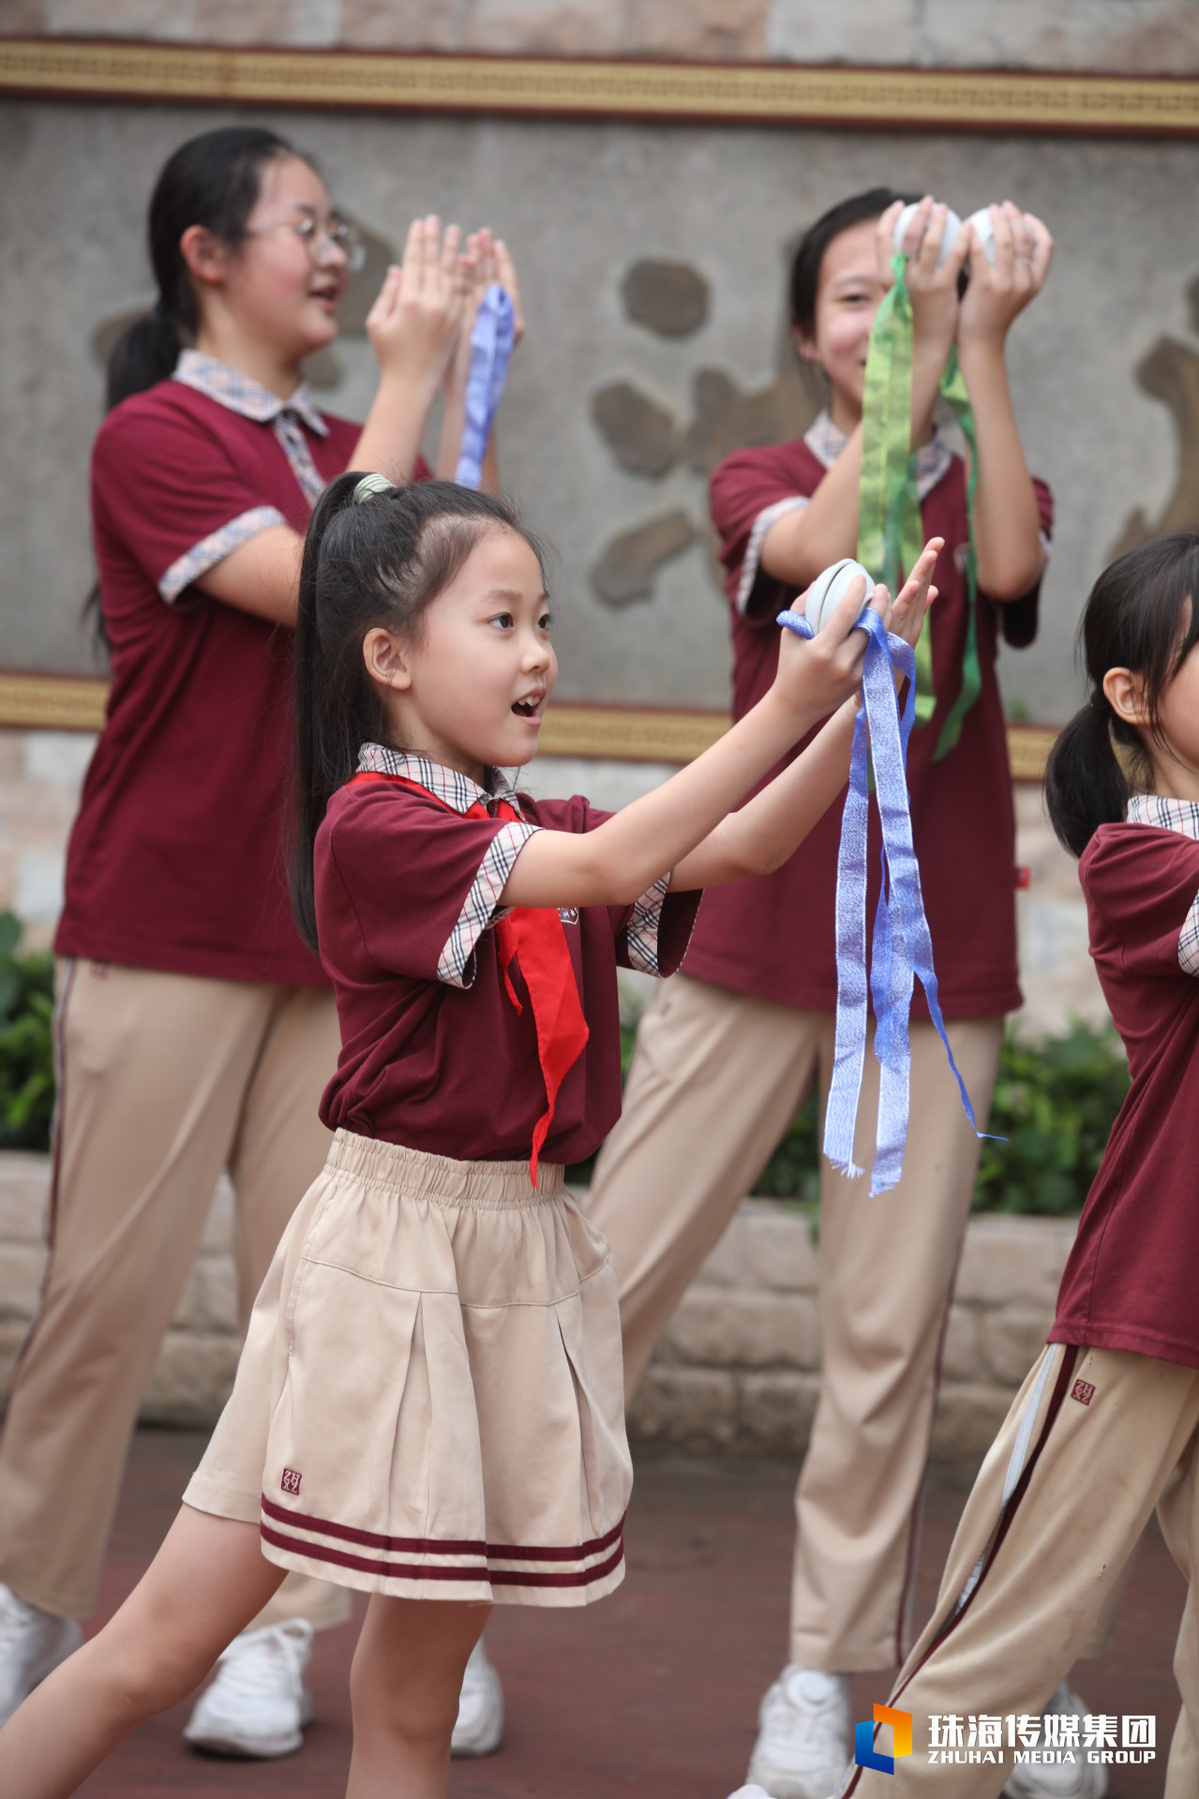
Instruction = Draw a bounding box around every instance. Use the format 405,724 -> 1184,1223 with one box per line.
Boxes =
846,530 -> 1199,1799
0,476 -> 936,1796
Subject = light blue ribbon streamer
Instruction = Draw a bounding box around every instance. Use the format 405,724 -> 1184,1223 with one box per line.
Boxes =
454,284 -> 515,490
777,605 -> 987,1193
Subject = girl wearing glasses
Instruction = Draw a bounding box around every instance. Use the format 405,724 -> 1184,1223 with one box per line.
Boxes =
0,124 -> 518,1765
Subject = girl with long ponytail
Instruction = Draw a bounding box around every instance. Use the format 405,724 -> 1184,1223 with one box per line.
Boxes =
0,124 -> 520,1761
839,530 -> 1199,1799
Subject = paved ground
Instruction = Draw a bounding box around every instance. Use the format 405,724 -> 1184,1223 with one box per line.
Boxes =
77,1429 -> 1181,1798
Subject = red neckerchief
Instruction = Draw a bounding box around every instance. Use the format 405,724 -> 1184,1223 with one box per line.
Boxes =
349,771 -> 589,1183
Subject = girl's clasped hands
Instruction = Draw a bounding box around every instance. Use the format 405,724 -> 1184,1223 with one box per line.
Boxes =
879,193 -> 1053,366
363,214 -> 523,482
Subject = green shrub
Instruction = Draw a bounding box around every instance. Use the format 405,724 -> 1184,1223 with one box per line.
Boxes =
0,913 -> 54,1153
752,1018 -> 1130,1217
972,1020 -> 1129,1215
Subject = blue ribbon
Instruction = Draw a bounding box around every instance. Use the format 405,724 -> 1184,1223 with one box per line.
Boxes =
777,604 -> 987,1193
455,284 -> 515,490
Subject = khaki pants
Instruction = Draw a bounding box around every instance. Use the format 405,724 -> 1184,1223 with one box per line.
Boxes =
0,960 -> 348,1630
848,1344 -> 1199,1799
588,973 -> 1002,1671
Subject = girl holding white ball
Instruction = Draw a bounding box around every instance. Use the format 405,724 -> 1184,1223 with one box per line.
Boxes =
586,186 -> 1061,1799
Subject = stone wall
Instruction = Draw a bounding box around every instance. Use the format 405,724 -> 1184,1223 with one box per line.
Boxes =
6,98 -> 1199,721
7,1 -> 1199,72
0,1151 -> 1073,1468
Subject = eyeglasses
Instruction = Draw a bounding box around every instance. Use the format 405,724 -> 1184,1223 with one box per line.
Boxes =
247,213 -> 366,273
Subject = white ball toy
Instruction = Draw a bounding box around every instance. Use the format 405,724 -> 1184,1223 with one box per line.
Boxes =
964,206 -> 998,264
893,201 -> 962,267
802,559 -> 876,635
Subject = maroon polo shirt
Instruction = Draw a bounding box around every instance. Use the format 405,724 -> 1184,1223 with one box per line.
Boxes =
683,434 -> 1053,1019
315,771 -> 700,1164
1051,817 -> 1199,1369
56,377 -> 427,986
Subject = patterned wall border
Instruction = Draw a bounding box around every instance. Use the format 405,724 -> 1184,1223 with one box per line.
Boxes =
2,37 -> 1199,136
0,671 -> 1057,779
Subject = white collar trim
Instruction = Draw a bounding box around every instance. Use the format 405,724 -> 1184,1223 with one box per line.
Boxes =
1127,793 -> 1199,842
804,408 -> 953,501
356,744 -> 522,815
173,348 -> 327,436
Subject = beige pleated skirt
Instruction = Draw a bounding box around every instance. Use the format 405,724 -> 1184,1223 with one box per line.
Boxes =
184,1130 -> 632,1607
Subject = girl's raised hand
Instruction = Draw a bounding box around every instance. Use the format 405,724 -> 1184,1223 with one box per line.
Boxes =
366,215 -> 473,390
449,227 -> 525,381
889,537 -> 943,650
493,237 -> 524,345
885,197 -> 969,370
957,202 -> 1053,351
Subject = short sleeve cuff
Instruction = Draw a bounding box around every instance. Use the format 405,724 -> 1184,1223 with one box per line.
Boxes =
735,496 -> 810,615
159,505 -> 287,604
1179,890 -> 1199,977
436,820 -> 540,988
622,875 -> 700,978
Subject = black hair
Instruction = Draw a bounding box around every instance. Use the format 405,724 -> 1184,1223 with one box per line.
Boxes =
105,125 -> 298,410
85,127 -> 302,650
1045,532 -> 1199,858
789,187 -> 920,338
291,476 -> 545,951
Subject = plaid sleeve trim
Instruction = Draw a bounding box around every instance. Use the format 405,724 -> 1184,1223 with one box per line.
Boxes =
623,873 -> 671,976
735,497 -> 810,615
159,505 -> 287,604
436,820 -> 540,989
1124,793 -> 1199,975
1180,892 -> 1199,977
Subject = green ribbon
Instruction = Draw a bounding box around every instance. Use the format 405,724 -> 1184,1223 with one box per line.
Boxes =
856,253 -> 981,759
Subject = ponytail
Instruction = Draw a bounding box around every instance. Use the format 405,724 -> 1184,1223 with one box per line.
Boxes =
290,475 -> 543,952
1044,692 -> 1129,860
291,473 -> 381,952
1044,531 -> 1199,858
104,125 -> 295,411
105,301 -> 185,412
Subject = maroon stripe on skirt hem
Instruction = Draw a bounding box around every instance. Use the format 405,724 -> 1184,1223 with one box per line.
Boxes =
260,1523 -> 624,1589
260,1493 -> 625,1562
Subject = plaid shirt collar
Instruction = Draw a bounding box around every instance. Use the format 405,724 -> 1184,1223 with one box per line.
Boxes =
173,348 -> 328,437
357,743 -> 524,816
805,407 -> 952,501
1127,792 -> 1199,841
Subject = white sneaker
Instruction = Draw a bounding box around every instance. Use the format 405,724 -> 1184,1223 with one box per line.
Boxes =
451,1635 -> 504,1757
183,1619 -> 314,1758
0,1581 -> 82,1724
747,1664 -> 851,1799
1003,1682 -> 1109,1799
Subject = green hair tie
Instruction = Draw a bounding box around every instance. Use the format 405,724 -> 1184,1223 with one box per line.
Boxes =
353,472 -> 396,505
